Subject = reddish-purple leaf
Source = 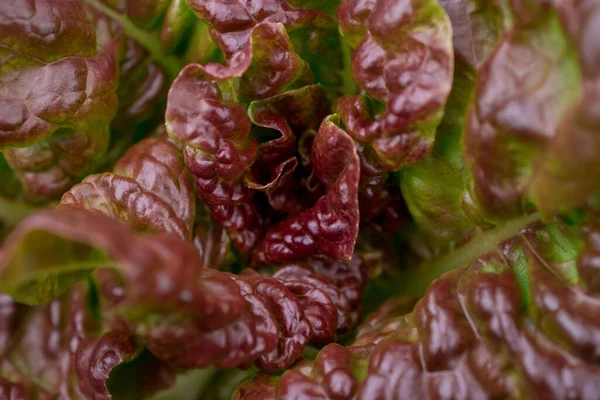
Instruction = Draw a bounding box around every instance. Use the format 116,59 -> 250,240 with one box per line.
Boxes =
0,0 -> 119,201
253,116 -> 360,264
336,0 -> 454,170
166,66 -> 262,257
61,137 -> 195,239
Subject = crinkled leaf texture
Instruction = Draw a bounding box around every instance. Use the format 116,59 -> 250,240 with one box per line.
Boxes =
166,0 -> 359,263
166,67 -> 262,258
0,129 -> 370,376
5,0 -> 600,399
399,0 -> 509,240
185,0 -> 342,93
245,84 -> 328,211
336,0 -> 454,170
465,0 -> 600,217
253,115 -> 360,264
166,52 -> 358,263
0,0 -> 118,202
62,136 -> 196,240
235,216 -> 600,399
0,206 -> 370,376
0,282 -> 173,400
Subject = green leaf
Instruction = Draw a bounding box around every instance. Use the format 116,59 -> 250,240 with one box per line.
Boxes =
0,212 -> 118,305
400,63 -> 478,240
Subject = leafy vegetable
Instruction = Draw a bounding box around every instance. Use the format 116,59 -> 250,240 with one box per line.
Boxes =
336,0 -> 454,170
0,287 -> 173,400
465,0 -> 600,217
0,206 -> 372,373
1,0 -> 600,398
0,0 -> 118,202
252,115 -> 360,264
62,136 -> 196,239
235,219 -> 600,399
166,68 -> 262,258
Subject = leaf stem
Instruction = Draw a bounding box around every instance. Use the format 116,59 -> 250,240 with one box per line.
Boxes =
340,37 -> 357,96
82,0 -> 183,79
399,212 -> 541,296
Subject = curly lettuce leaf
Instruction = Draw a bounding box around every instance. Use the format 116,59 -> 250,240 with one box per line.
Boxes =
0,284 -> 173,400
0,283 -> 174,400
245,85 -> 327,188
62,136 -> 196,239
4,1 -> 600,399
166,2 -> 362,262
0,207 -> 157,305
464,0 -> 600,217
0,207 -> 251,366
0,134 -> 196,305
235,216 -> 600,398
245,85 -> 328,213
186,0 -> 343,94
166,57 -> 331,259
0,0 -> 119,203
0,114 -> 373,374
0,206 -> 371,374
260,134 -> 323,215
253,115 -> 360,264
398,0 -> 509,240
336,0 -> 454,170
401,0 -> 600,240
166,68 -> 261,257
167,17 -> 312,100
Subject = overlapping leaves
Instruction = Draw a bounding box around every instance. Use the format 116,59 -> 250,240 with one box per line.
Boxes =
2,0 -> 600,399
0,133 -> 372,395
234,218 -> 600,399
0,0 -> 118,202
465,0 -> 600,217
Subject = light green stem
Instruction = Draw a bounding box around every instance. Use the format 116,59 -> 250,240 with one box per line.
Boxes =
340,37 -> 357,96
82,0 -> 183,79
398,212 -> 541,296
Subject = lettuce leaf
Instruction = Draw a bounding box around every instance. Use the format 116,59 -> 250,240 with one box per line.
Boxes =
235,217 -> 600,399
336,0 -> 454,170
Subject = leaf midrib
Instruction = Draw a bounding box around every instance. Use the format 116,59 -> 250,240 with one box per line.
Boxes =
398,212 -> 541,296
